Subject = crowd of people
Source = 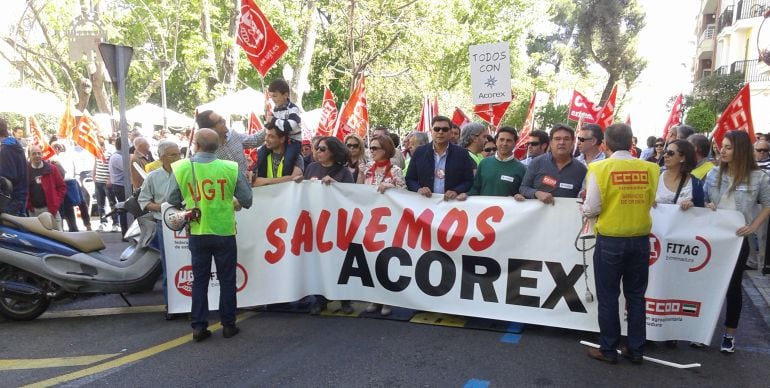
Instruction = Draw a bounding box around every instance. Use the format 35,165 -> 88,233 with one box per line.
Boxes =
1,78 -> 768,356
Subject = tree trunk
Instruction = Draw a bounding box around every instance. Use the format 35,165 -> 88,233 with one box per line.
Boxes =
91,55 -> 112,114
75,77 -> 92,112
290,0 -> 319,109
221,0 -> 240,94
200,0 -> 219,93
600,72 -> 618,105
347,0 -> 358,91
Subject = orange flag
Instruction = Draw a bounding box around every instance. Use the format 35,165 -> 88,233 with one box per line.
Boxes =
73,113 -> 105,162
335,75 -> 368,140
248,111 -> 264,135
29,116 -> 56,160
713,83 -> 754,148
57,95 -> 75,139
316,87 -> 338,137
513,93 -> 536,160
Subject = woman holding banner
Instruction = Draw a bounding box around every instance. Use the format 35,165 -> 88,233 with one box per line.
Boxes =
344,134 -> 367,182
297,136 -> 355,315
656,140 -> 704,210
357,134 -> 406,316
704,130 -> 770,354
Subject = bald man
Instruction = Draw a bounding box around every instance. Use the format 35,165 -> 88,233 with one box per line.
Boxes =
166,128 -> 253,342
755,140 -> 770,170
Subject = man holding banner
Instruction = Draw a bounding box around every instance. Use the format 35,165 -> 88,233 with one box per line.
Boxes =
582,123 -> 659,364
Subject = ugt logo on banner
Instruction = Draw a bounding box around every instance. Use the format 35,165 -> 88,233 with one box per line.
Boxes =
237,0 -> 288,77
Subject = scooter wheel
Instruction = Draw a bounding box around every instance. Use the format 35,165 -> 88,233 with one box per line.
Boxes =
0,268 -> 51,321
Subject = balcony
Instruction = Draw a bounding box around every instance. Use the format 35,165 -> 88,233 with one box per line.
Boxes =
718,6 -> 734,32
697,24 -> 716,58
736,0 -> 769,21
730,60 -> 770,82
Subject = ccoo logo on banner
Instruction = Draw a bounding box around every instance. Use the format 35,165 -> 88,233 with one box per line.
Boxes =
163,184 -> 744,344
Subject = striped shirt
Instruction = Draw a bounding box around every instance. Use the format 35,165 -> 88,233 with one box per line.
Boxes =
271,101 -> 302,141
94,150 -> 113,183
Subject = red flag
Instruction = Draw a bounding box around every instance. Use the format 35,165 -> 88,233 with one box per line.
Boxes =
595,84 -> 618,129
247,111 -> 264,135
474,101 -> 511,127
316,87 -> 338,137
513,93 -> 536,160
73,113 -> 104,162
415,96 -> 434,132
335,75 -> 369,140
432,96 -> 439,117
29,116 -> 56,160
713,84 -> 755,148
451,107 -> 471,128
236,0 -> 288,77
661,94 -> 683,140
57,95 -> 75,139
568,90 -> 601,123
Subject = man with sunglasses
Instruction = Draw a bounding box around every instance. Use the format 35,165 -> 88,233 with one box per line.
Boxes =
754,139 -> 770,170
521,130 -> 549,166
576,124 -> 606,166
516,124 -> 586,204
405,115 -> 475,200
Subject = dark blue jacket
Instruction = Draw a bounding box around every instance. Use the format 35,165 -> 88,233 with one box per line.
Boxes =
405,142 -> 475,194
0,137 -> 28,200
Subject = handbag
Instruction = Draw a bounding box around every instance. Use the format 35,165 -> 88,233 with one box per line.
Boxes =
64,179 -> 83,205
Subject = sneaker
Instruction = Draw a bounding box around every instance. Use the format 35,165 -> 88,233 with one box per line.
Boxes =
365,303 -> 379,313
380,305 -> 392,316
720,335 -> 735,354
97,223 -> 107,232
111,225 -> 121,233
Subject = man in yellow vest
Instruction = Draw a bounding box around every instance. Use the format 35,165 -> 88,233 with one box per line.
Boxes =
581,123 -> 659,365
251,124 -> 304,186
166,128 -> 253,342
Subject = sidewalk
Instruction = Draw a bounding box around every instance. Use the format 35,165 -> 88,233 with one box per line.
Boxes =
745,269 -> 770,327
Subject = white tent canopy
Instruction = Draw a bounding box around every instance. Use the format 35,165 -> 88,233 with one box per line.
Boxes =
196,87 -> 265,117
125,103 -> 194,128
0,87 -> 64,116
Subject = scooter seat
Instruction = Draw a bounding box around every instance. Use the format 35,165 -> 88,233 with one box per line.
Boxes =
0,213 -> 106,253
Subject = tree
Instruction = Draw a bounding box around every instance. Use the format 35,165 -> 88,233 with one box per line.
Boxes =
684,102 -> 716,133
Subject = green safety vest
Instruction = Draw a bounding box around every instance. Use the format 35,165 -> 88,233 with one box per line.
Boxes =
171,158 -> 238,236
267,153 -> 283,178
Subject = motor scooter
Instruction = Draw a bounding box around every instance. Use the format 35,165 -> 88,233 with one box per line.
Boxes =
0,188 -> 161,321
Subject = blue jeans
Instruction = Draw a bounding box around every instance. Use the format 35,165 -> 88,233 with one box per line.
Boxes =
188,234 -> 238,330
594,234 -> 649,357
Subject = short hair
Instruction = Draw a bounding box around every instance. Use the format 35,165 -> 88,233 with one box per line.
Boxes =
451,123 -> 461,130
675,125 -> 695,139
646,135 -> 657,148
687,134 -> 711,158
196,110 -> 217,129
133,137 -> 148,148
460,122 -> 486,147
196,130 -> 219,152
485,134 -> 495,143
373,125 -> 389,135
604,123 -> 633,151
388,132 -> 400,148
580,123 -> 604,145
372,134 -> 396,159
267,79 -> 291,94
550,123 -> 575,139
412,132 -> 429,147
319,136 -> 350,165
0,118 -> 8,137
431,115 -> 451,126
528,130 -> 550,145
115,136 -> 122,151
157,140 -> 178,158
267,125 -> 286,138
496,126 -> 518,143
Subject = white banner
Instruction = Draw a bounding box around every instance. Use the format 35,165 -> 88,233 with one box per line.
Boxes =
164,182 -> 744,343
469,42 -> 512,105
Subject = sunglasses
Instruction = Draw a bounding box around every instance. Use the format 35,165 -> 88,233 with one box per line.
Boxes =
369,146 -> 381,151
527,142 -> 541,146
346,143 -> 360,149
577,137 -> 593,143
664,150 -> 680,157
315,146 -> 328,152
655,144 -> 664,147
432,126 -> 451,132
484,147 -> 497,153
756,148 -> 770,153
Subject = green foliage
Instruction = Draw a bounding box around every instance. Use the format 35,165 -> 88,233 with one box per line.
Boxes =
535,102 -> 570,129
684,102 -> 716,133
685,72 -> 745,114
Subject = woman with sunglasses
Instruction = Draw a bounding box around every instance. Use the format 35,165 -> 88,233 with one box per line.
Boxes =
704,130 -> 770,354
482,135 -> 496,158
295,136 -> 355,315
355,134 -> 406,315
344,134 -> 367,182
646,138 -> 665,163
656,140 -> 704,211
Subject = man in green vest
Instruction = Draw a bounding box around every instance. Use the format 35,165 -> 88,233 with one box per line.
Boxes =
252,124 -> 304,186
166,128 -> 253,342
581,123 -> 659,365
